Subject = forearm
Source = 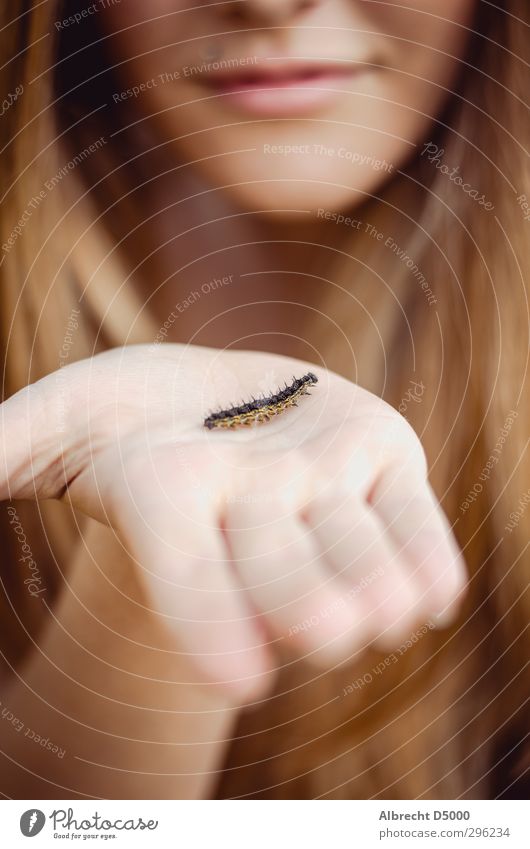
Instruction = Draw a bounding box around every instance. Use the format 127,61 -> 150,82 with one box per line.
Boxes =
0,518 -> 237,799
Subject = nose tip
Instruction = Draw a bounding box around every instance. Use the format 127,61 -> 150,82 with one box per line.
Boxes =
220,0 -> 321,26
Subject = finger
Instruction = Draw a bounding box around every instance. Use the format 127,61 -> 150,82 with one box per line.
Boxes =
115,478 -> 274,704
0,382 -> 61,500
303,493 -> 425,648
369,469 -> 467,627
225,500 -> 364,667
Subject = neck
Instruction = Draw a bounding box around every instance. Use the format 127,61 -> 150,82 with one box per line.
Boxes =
132,168 -> 352,357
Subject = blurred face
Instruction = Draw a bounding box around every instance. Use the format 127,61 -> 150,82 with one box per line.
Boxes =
104,0 -> 476,213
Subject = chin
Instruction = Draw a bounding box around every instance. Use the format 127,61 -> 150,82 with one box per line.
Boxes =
197,162 -> 385,218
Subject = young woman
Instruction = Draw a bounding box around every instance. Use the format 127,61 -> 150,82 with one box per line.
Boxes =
0,0 -> 528,799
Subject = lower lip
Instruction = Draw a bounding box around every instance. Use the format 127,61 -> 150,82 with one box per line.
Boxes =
200,71 -> 358,117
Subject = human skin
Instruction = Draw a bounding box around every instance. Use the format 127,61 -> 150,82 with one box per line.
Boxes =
105,0 -> 476,211
0,0 -> 476,798
1,346 -> 465,797
103,0 -> 476,355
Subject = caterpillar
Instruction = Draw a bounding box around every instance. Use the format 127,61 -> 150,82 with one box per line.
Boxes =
204,372 -> 318,430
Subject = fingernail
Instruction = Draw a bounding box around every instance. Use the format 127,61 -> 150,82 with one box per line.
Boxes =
430,607 -> 458,628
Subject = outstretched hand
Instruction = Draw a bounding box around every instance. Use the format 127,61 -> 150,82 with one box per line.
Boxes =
1,344 -> 467,702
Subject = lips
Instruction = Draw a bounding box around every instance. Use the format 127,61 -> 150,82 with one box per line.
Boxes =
194,60 -> 364,117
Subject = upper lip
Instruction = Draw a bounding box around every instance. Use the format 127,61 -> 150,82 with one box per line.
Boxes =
196,58 -> 369,86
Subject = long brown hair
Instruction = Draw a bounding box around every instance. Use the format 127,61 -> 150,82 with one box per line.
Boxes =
1,1 -> 528,798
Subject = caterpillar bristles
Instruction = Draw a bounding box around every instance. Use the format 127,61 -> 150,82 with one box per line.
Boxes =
204,372 -> 318,430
